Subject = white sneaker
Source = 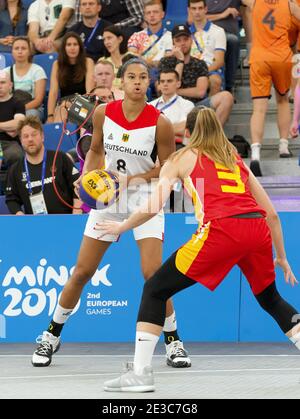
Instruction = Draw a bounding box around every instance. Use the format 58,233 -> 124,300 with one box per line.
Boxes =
166,340 -> 191,368
279,139 -> 292,158
104,362 -> 155,393
31,331 -> 61,367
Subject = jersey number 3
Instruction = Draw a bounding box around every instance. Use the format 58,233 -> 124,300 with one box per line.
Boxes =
262,9 -> 276,31
215,163 -> 246,194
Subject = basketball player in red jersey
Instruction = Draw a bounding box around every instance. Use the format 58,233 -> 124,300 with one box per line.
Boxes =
248,0 -> 300,176
100,107 -> 299,393
31,58 -> 191,369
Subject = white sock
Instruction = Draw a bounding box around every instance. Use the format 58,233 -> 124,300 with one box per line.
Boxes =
53,304 -> 73,325
279,138 -> 289,154
133,331 -> 159,375
289,331 -> 300,350
251,143 -> 261,161
163,312 -> 177,333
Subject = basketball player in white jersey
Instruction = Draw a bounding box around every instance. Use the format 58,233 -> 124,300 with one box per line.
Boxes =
31,58 -> 191,369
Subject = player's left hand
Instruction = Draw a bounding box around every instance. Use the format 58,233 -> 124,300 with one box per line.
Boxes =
274,258 -> 299,286
94,220 -> 126,236
110,171 -> 131,192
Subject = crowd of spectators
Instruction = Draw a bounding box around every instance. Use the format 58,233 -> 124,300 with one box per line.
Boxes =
0,0 -> 298,213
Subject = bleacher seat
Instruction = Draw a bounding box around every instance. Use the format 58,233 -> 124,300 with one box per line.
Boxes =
43,123 -> 79,153
33,53 -> 58,91
22,0 -> 34,9
0,195 -> 10,215
165,0 -> 188,28
0,53 -> 14,70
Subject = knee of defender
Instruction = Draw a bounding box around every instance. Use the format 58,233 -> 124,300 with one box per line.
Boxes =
142,266 -> 160,281
70,267 -> 94,287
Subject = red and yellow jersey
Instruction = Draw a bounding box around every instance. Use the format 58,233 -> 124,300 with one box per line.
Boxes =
250,0 -> 292,62
176,155 -> 267,281
184,154 -> 266,226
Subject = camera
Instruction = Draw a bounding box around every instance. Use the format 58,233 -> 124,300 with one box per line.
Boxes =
67,93 -> 105,130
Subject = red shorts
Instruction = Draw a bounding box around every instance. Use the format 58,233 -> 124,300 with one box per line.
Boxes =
175,217 -> 275,295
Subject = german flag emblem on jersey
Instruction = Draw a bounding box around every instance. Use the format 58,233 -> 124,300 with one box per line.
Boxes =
122,133 -> 130,142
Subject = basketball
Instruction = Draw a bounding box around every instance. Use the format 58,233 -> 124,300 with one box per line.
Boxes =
79,169 -> 119,209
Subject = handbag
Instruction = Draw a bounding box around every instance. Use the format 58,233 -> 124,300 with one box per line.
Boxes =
10,66 -> 33,105
229,135 -> 251,158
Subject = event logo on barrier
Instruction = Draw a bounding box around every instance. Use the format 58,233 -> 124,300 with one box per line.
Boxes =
1,258 -> 128,318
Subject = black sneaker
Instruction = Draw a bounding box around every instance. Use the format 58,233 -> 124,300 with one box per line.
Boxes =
165,340 -> 191,368
31,331 -> 61,367
250,160 -> 263,177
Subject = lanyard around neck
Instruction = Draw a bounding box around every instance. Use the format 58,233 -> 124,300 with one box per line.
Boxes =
84,19 -> 101,47
155,96 -> 178,112
24,150 -> 47,195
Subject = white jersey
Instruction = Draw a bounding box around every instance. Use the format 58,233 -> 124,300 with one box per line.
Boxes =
102,100 -> 160,178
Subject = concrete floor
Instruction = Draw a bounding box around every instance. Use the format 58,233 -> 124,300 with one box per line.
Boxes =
1,342 -> 300,399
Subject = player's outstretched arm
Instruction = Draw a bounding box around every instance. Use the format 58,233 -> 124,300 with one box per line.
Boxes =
128,114 -> 176,186
248,170 -> 298,286
96,159 -> 180,236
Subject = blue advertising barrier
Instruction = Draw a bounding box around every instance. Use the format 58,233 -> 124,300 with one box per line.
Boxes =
0,213 -> 299,342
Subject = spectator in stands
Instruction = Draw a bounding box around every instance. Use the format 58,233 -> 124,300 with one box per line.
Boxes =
4,36 -> 47,120
150,69 -> 194,147
27,0 -> 76,53
90,84 -> 115,103
188,0 -> 226,96
205,0 -> 250,94
100,25 -> 129,89
67,0 -> 111,62
287,0 -> 300,104
94,59 -> 124,99
249,0 -> 300,177
0,70 -> 25,167
0,0 -> 28,53
47,32 -> 94,123
159,24 -> 233,126
240,1 -> 252,68
100,0 -> 144,37
128,0 -> 172,94
5,115 -> 81,215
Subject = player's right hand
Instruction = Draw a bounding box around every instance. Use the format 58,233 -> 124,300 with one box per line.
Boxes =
290,121 -> 299,138
74,175 -> 82,199
274,258 -> 298,286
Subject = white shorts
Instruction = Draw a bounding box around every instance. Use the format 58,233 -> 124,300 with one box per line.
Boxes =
84,188 -> 165,242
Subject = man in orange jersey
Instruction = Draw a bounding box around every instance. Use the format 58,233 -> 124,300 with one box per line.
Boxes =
100,107 -> 299,393
248,0 -> 300,176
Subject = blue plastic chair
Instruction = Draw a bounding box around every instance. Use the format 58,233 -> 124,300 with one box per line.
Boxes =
0,195 -> 10,215
165,0 -> 188,25
22,0 -> 34,8
33,53 -> 58,91
0,53 -> 14,70
43,123 -> 79,153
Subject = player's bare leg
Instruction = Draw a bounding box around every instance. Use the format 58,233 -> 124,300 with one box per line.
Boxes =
32,237 -> 111,367
137,238 -> 191,368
